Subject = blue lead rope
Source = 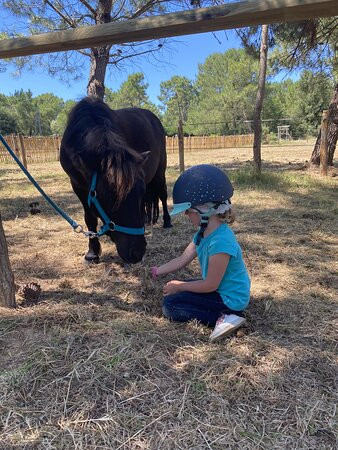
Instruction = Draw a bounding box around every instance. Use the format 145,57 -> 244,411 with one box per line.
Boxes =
0,134 -> 144,238
88,172 -> 144,236
0,134 -> 80,231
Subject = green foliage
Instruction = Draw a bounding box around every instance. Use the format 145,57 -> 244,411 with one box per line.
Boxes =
0,53 -> 334,140
260,73 -> 333,139
187,49 -> 258,135
0,94 -> 17,134
261,125 -> 278,144
34,94 -> 64,135
293,70 -> 333,136
262,81 -> 290,126
0,90 -> 65,135
159,76 -> 197,135
51,100 -> 76,135
0,110 -> 17,134
105,73 -> 159,116
270,19 -> 338,78
9,90 -> 36,135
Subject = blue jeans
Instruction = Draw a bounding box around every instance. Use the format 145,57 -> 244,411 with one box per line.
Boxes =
162,290 -> 244,328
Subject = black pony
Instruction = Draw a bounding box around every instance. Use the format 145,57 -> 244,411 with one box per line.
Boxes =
60,97 -> 171,264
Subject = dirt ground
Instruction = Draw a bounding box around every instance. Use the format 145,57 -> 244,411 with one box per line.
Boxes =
0,143 -> 337,449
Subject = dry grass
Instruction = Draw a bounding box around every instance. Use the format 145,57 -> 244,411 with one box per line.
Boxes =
0,144 -> 337,449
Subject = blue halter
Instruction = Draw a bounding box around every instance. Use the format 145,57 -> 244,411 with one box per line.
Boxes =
88,172 -> 145,237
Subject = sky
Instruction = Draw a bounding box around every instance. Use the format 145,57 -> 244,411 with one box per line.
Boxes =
1,30 -> 243,106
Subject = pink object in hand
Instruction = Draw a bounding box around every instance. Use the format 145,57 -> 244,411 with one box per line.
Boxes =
151,266 -> 158,279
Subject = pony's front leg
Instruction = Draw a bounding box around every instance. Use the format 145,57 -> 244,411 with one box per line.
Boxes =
71,182 -> 102,263
84,207 -> 102,263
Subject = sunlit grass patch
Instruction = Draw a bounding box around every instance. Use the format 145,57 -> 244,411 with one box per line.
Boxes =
231,166 -> 337,192
231,168 -> 290,191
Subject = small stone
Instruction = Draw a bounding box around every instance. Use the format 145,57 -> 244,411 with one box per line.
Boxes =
236,329 -> 245,338
30,208 -> 41,215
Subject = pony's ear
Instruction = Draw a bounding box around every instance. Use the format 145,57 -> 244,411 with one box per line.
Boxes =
141,151 -> 151,165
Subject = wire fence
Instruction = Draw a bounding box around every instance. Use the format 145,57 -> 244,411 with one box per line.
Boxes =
165,118 -> 317,141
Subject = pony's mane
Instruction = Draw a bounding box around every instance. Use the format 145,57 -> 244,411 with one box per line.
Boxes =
66,97 -> 144,207
84,127 -> 144,206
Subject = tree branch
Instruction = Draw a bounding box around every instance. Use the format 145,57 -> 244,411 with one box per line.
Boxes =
111,0 -> 128,21
44,0 -> 77,28
108,45 -> 162,65
129,0 -> 158,20
77,49 -> 91,57
79,0 -> 97,18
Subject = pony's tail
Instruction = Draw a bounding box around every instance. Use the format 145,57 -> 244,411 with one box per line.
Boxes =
145,189 -> 160,225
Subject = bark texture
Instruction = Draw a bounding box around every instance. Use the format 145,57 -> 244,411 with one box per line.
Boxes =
87,0 -> 112,100
0,212 -> 16,308
253,24 -> 269,174
310,84 -> 338,166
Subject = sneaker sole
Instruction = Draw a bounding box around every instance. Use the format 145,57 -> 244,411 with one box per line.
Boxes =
209,318 -> 246,342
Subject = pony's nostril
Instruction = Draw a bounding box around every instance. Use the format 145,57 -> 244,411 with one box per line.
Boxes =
128,244 -> 146,263
129,249 -> 143,263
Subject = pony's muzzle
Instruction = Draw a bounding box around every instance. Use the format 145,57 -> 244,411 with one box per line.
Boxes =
127,245 -> 146,264
113,234 -> 146,264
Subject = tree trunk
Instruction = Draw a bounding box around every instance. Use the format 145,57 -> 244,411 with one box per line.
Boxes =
87,0 -> 112,100
178,118 -> 185,173
311,130 -> 321,164
87,47 -> 110,100
320,110 -> 329,176
0,212 -> 16,308
252,24 -> 269,174
310,84 -> 338,166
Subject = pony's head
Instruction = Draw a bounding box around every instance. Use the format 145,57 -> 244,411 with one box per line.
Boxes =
84,126 -> 149,263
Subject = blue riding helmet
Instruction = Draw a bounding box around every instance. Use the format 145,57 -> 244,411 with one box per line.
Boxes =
170,164 -> 233,216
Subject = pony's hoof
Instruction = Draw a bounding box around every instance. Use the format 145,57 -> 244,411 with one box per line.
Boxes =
163,222 -> 173,228
84,255 -> 100,264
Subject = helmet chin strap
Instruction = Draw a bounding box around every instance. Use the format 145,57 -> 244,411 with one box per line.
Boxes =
195,216 -> 209,246
194,203 -> 222,246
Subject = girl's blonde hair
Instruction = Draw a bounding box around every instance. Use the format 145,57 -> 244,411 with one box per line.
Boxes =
194,201 -> 235,224
217,208 -> 235,224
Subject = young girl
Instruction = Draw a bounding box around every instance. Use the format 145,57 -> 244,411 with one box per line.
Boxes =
151,164 -> 250,341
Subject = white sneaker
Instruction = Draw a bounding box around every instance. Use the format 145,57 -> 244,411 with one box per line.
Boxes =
209,314 -> 246,342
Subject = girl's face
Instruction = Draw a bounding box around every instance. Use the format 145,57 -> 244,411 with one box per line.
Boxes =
185,208 -> 201,226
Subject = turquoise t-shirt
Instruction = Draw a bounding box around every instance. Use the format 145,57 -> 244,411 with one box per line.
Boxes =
193,224 -> 250,311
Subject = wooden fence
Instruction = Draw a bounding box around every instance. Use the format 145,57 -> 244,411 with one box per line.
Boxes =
0,135 -> 62,164
0,134 -> 253,164
166,134 -> 253,153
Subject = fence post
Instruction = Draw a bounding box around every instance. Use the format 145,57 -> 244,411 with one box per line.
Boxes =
18,134 -> 28,169
320,110 -> 329,176
178,118 -> 184,173
53,135 -> 59,161
11,134 -> 21,160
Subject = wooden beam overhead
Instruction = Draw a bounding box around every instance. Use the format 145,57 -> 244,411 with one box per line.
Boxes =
0,0 -> 337,59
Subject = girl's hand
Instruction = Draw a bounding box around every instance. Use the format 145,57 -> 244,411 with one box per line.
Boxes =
150,266 -> 158,279
163,280 -> 184,296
